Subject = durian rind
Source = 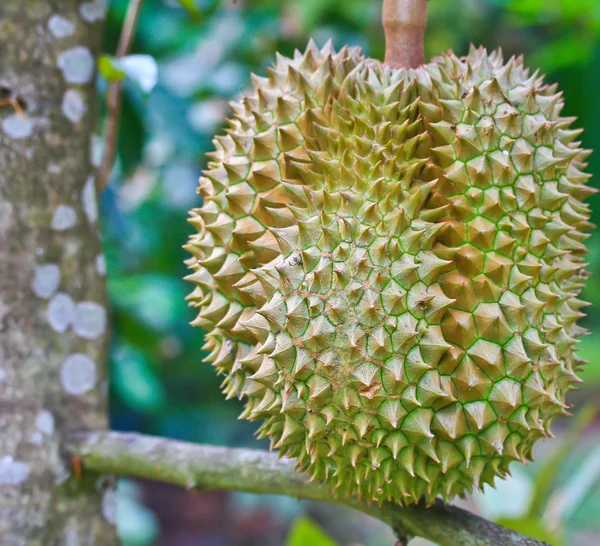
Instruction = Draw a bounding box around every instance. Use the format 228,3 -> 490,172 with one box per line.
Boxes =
185,40 -> 594,505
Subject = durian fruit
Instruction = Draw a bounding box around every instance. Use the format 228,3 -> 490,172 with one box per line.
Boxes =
185,40 -> 595,505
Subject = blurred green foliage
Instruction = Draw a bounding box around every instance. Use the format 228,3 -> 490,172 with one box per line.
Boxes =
491,405 -> 598,545
285,518 -> 337,546
100,1 -> 600,544
176,0 -> 202,19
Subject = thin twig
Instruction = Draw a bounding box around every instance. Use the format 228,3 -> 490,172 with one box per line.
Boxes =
69,431 -> 549,546
383,0 -> 428,69
97,0 -> 146,191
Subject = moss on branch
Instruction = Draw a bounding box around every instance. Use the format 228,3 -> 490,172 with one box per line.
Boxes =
69,431 -> 548,546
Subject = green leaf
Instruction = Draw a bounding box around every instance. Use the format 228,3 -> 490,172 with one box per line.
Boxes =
99,55 -> 126,82
177,0 -> 201,19
285,518 -> 338,546
112,344 -> 167,415
506,0 -> 551,19
529,33 -> 596,72
291,0 -> 336,32
117,92 -> 145,176
109,274 -> 185,331
527,404 -> 598,519
578,335 -> 600,383
546,444 -> 600,525
496,517 -> 563,546
99,55 -> 158,94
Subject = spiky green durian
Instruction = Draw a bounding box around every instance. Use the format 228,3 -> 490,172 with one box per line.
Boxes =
185,40 -> 595,505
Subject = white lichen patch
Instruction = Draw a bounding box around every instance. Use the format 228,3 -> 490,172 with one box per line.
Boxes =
0,457 -> 30,485
47,293 -> 75,333
62,90 -> 87,123
82,176 -> 98,223
57,47 -> 95,84
2,115 -> 33,140
48,164 -> 62,174
31,263 -> 61,299
60,353 -> 97,396
48,15 -> 75,38
52,205 -> 77,231
64,519 -> 81,546
73,301 -> 107,340
102,488 -> 117,525
91,134 -> 103,167
80,0 -> 108,23
35,410 -> 55,436
96,254 -> 106,276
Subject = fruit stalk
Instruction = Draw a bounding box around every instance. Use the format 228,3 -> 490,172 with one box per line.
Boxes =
383,0 -> 428,68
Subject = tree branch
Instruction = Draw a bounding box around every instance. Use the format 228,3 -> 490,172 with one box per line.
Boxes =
97,0 -> 146,191
383,0 -> 428,69
69,432 -> 548,546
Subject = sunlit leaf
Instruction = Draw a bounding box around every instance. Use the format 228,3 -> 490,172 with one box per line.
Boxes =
507,0 -> 545,16
99,54 -> 158,94
529,34 -> 595,72
99,55 -> 126,82
286,518 -> 338,546
177,0 -> 201,19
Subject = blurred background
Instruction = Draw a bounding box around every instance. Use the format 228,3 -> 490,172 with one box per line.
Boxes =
98,0 -> 600,545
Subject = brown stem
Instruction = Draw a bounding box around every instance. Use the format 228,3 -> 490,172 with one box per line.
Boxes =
383,0 -> 428,69
97,0 -> 146,191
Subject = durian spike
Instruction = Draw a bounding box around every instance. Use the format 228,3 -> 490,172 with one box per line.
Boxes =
383,0 -> 428,69
185,36 -> 593,506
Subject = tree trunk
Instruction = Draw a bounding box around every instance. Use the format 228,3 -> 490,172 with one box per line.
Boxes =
0,1 -> 118,544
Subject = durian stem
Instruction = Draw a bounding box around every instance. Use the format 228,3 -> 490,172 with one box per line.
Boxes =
383,0 -> 428,69
69,431 -> 549,546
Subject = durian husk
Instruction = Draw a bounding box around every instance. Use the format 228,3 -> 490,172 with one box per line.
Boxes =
185,40 -> 595,505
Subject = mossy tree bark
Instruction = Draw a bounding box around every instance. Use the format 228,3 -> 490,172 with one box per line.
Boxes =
0,1 -> 118,544
70,432 -> 550,546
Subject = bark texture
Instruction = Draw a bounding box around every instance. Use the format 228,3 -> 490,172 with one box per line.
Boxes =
0,1 -> 118,544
